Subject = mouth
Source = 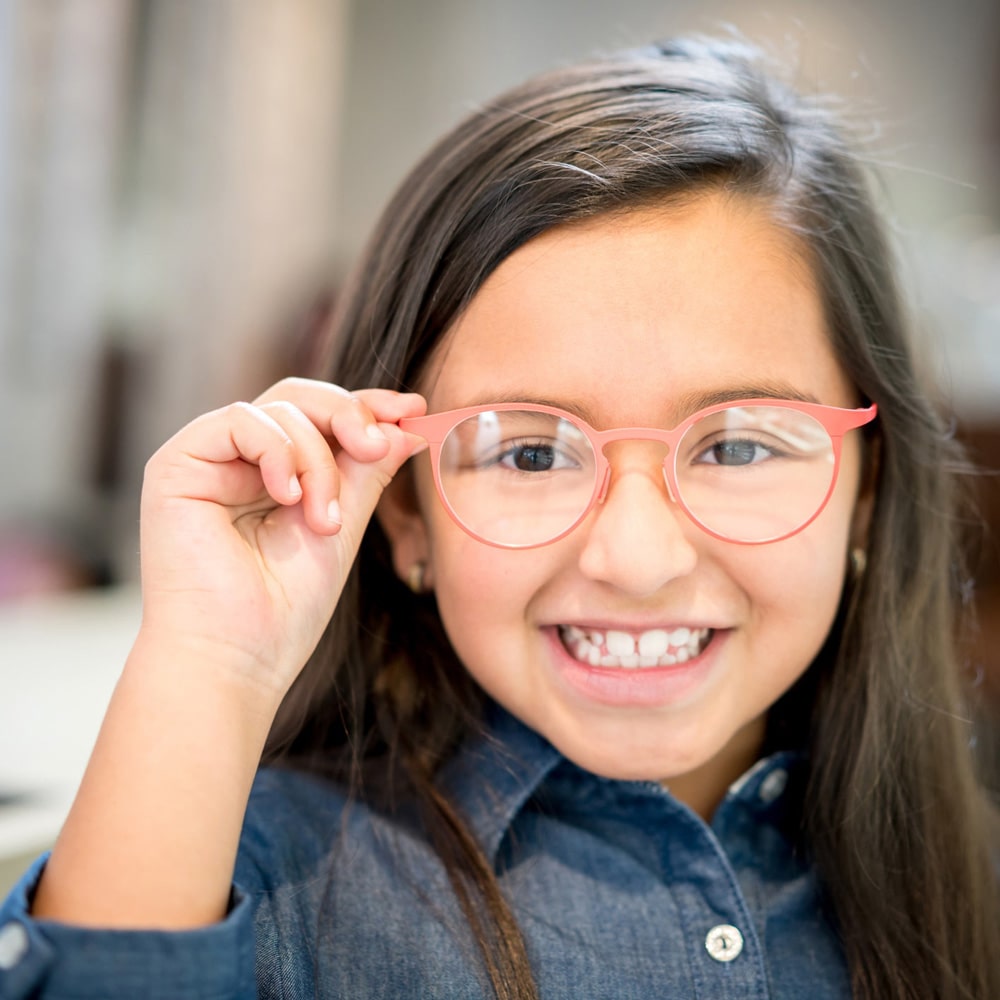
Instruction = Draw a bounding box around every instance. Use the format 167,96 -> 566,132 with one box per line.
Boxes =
558,624 -> 713,669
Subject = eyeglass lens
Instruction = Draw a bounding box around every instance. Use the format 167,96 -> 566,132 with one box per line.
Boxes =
435,407 -> 837,546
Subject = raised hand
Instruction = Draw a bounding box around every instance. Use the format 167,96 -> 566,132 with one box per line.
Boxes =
137,380 -> 427,700
31,380 -> 426,928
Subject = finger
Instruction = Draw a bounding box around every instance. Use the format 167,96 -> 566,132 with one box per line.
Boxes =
256,401 -> 345,534
254,378 -> 426,420
330,420 -> 428,536
260,397 -> 429,540
348,387 -> 428,421
154,402 -> 305,509
253,379 -> 426,460
349,390 -> 430,457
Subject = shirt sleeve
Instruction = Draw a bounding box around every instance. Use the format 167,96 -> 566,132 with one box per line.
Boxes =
0,854 -> 257,1000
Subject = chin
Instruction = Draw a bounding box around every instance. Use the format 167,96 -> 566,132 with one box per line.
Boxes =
548,730 -> 706,784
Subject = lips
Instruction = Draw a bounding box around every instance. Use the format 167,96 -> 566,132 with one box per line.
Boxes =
559,624 -> 712,668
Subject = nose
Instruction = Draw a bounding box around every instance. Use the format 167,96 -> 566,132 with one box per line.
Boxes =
576,457 -> 698,596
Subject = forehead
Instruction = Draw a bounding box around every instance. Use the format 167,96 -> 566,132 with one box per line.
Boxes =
420,192 -> 853,423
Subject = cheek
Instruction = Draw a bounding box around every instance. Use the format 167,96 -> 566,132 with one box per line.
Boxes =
424,509 -> 516,624
428,542 -> 531,695
726,505 -> 852,663
416,455 -> 560,601
425,519 -> 567,685
747,540 -> 846,613
751,444 -> 861,620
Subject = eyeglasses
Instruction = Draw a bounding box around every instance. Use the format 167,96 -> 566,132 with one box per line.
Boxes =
398,399 -> 877,548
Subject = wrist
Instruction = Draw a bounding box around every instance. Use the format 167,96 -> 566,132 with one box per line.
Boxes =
125,625 -> 293,726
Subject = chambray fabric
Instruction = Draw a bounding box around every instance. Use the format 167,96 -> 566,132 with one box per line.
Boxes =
0,706 -> 850,998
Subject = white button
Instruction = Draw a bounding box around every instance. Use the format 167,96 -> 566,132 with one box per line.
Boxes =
0,922 -> 29,970
759,767 -> 788,803
705,923 -> 744,962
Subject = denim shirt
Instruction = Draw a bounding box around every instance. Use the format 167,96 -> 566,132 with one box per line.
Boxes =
0,707 -> 850,998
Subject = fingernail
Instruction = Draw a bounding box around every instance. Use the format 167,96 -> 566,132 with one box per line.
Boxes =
366,423 -> 388,442
289,475 -> 302,497
327,499 -> 342,525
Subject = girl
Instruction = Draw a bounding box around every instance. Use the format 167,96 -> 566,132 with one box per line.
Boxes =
2,35 -> 997,1000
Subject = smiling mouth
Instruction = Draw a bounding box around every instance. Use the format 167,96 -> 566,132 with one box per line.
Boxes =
558,625 -> 712,669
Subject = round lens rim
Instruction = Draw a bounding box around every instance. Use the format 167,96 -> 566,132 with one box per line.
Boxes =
669,406 -> 842,545
434,409 -> 602,549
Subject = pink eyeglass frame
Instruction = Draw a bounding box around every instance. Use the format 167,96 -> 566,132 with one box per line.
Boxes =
398,398 -> 878,548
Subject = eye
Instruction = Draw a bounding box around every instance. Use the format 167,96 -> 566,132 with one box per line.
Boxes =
697,436 -> 777,466
443,410 -> 594,477
496,439 -> 577,473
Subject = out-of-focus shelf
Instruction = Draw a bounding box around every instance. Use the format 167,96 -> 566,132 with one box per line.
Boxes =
0,585 -> 140,888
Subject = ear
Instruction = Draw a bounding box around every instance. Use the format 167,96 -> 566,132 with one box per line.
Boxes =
376,463 -> 432,585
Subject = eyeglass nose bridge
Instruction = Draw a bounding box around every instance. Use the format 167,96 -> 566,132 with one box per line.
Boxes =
593,428 -> 680,506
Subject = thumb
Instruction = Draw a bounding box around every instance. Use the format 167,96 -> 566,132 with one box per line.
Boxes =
334,424 -> 426,537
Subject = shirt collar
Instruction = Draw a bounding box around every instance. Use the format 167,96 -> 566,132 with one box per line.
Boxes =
436,702 -> 562,861
437,701 -> 806,859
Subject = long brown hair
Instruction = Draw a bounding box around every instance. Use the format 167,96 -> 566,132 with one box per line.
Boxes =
266,36 -> 999,999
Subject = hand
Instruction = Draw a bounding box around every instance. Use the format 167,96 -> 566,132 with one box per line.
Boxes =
135,378 -> 427,703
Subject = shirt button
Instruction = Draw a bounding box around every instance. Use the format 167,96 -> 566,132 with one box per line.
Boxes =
705,923 -> 744,962
758,767 -> 788,804
0,921 -> 29,970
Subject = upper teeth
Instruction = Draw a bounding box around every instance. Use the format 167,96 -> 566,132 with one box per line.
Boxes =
560,625 -> 710,669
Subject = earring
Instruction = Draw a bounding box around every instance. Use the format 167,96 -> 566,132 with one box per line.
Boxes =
405,561 -> 428,594
849,547 -> 868,579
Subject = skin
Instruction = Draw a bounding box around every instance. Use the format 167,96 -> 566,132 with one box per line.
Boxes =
380,192 -> 870,819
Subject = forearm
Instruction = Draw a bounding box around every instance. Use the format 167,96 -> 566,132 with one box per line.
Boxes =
31,634 -> 279,929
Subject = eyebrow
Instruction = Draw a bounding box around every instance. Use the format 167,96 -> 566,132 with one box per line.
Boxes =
674,384 -> 822,410
458,383 -> 822,426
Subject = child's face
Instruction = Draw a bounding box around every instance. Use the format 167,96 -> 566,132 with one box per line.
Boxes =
382,192 -> 869,812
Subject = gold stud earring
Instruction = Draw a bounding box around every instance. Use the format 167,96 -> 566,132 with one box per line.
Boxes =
849,547 -> 868,579
406,561 -> 428,594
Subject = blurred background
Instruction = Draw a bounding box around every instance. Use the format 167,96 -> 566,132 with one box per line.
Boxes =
0,0 -> 998,884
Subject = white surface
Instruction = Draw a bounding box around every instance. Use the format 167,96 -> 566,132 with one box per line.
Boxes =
0,586 -> 140,860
